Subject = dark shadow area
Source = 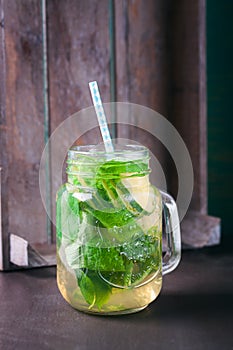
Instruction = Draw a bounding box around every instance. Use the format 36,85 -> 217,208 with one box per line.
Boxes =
100,292 -> 233,322
1,266 -> 56,280
144,293 -> 233,321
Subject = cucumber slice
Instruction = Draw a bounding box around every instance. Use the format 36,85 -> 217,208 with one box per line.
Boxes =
116,175 -> 156,216
137,186 -> 162,231
115,182 -> 144,216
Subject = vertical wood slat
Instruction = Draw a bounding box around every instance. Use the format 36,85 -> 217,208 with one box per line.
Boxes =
169,0 -> 207,214
115,0 -> 170,114
47,0 -> 111,241
115,0 -> 207,212
0,0 -> 46,269
0,168 -> 4,269
47,0 -> 111,133
115,0 -> 220,246
108,0 -> 116,103
115,0 -> 170,186
108,0 -> 117,139
41,0 -> 52,244
0,0 -> 115,268
0,0 -> 9,269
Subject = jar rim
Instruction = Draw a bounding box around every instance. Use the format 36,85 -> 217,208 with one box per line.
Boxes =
68,143 -> 149,161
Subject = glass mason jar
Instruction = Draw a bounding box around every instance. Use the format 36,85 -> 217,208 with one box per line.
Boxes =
56,144 -> 181,315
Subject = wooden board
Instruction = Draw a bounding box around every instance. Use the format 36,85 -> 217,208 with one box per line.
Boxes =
168,0 -> 207,213
47,0 -> 111,241
0,0 -> 46,269
114,0 -> 220,246
115,0 -> 170,184
116,0 -> 208,212
0,0 -> 220,270
115,0 -> 170,114
47,0 -> 111,133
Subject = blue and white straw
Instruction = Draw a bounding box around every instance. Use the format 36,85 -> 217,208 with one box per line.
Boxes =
89,81 -> 114,153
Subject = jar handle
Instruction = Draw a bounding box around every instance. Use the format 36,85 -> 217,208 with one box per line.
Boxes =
160,190 -> 181,275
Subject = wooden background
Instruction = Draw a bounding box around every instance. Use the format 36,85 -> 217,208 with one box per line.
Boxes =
0,0 -> 219,269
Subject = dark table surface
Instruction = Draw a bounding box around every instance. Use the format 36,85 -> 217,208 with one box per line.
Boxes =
0,244 -> 233,350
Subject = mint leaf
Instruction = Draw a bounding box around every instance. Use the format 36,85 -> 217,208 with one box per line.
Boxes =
78,271 -> 96,307
83,244 -> 126,271
121,234 -> 158,261
87,271 -> 112,309
80,202 -> 135,228
96,159 -> 148,179
58,190 -> 80,245
99,234 -> 161,288
77,270 -> 111,309
56,184 -> 67,248
67,193 -> 79,216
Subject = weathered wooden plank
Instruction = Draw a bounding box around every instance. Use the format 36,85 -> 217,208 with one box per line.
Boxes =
115,0 -> 207,210
0,168 -> 4,269
0,0 -> 220,270
47,0 -> 112,241
115,0 -> 170,185
47,0 -> 111,134
165,0 -> 220,244
0,0 -> 9,270
169,0 -> 207,214
0,0 -> 46,269
116,0 -> 170,114
115,0 -> 220,246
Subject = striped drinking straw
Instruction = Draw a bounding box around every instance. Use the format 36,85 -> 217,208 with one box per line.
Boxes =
88,81 -> 114,153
